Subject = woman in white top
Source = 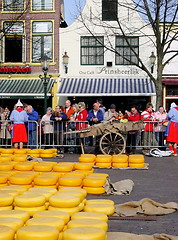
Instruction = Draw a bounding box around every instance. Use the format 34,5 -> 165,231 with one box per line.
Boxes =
41,107 -> 54,147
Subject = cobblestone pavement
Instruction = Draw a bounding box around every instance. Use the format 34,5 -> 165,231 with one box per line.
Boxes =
46,153 -> 178,236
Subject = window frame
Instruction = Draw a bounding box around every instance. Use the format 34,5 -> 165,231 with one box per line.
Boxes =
3,0 -> 25,12
115,36 -> 139,65
31,20 -> 54,63
80,36 -> 104,66
31,0 -> 54,11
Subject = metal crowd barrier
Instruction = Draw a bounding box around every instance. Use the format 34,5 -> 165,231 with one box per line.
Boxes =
0,120 -> 167,151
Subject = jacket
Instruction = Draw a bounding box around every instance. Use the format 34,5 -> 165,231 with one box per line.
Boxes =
27,109 -> 38,131
10,108 -> 28,124
141,110 -> 155,131
87,109 -> 103,125
50,112 -> 67,131
76,109 -> 88,130
64,107 -> 74,119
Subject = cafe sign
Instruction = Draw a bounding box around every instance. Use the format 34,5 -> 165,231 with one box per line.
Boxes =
0,66 -> 31,74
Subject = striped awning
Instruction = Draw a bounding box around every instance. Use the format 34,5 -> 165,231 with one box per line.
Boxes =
57,78 -> 156,96
0,78 -> 54,98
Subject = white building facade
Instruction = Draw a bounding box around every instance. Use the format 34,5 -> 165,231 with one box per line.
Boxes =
58,0 -> 157,111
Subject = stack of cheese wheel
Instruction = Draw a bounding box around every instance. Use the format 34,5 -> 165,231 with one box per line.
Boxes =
27,149 -> 40,158
63,227 -> 107,240
0,161 -> 15,171
128,154 -> 145,168
71,212 -> 108,223
16,225 -> 59,240
0,225 -> 15,240
74,163 -> 93,173
82,174 -> 106,195
53,162 -> 74,173
58,173 -> 82,189
78,154 -> 96,166
0,193 -> 13,211
48,193 -> 82,216
14,162 -> 36,171
1,148 -> 14,156
84,199 -> 115,216
0,209 -> 30,224
33,173 -> 59,189
9,173 -> 34,189
12,155 -> 27,162
13,149 -> 27,155
0,155 -> 13,162
112,154 -> 128,168
95,155 -> 112,168
14,192 -> 46,216
40,149 -> 55,158
34,162 -> 54,172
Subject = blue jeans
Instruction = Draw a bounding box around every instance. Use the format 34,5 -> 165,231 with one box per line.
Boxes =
28,130 -> 37,149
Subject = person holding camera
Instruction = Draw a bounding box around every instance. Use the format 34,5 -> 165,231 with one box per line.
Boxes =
104,104 -> 118,122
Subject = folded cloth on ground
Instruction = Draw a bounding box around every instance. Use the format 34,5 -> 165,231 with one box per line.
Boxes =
114,198 -> 178,217
104,177 -> 134,195
107,232 -> 178,240
26,155 -> 43,162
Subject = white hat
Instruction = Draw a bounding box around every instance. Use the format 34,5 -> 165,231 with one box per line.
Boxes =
16,99 -> 23,107
170,102 -> 177,108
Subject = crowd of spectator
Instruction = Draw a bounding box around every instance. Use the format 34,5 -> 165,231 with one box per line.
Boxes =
0,99 -> 178,156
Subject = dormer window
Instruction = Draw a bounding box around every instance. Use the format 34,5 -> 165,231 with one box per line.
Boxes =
102,0 -> 117,21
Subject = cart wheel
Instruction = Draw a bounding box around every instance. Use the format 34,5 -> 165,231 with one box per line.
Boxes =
99,132 -> 126,155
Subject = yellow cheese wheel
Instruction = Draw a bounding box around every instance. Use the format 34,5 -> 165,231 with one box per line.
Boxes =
56,191 -> 84,201
59,178 -> 82,187
84,204 -> 115,216
14,193 -> 46,207
96,155 -> 112,161
78,156 -> 95,163
0,175 -> 8,184
0,217 -> 24,231
128,154 -> 144,163
0,183 -> 8,187
13,149 -> 27,154
78,202 -> 84,211
95,162 -> 111,168
40,154 -> 54,158
40,161 -> 58,166
63,227 -> 106,240
58,185 -> 82,190
48,206 -> 80,216
71,212 -> 108,223
88,173 -> 109,178
0,210 -> 30,222
0,206 -> 13,211
9,175 -> 33,185
129,163 -> 145,168
28,190 -> 54,201
85,199 -> 114,206
34,176 -> 58,186
0,185 -> 27,194
13,155 -> 27,162
83,178 -> 106,187
58,187 -> 87,197
26,216 -> 65,231
34,164 -> 53,172
83,187 -> 105,195
0,163 -> 14,171
0,225 -> 15,240
9,184 -> 32,190
0,190 -> 19,198
64,172 -> 86,179
53,164 -> 73,172
14,162 -> 34,171
1,149 -> 14,154
33,210 -> 70,224
0,193 -> 13,207
112,155 -> 128,163
74,163 -> 93,171
67,219 -> 108,232
30,154 -> 40,158
49,194 -> 81,208
29,186 -> 57,194
16,225 -> 59,240
42,149 -> 54,154
28,149 -> 40,154
0,156 -> 13,162
14,205 -> 46,217
95,158 -> 111,163
80,154 -> 96,158
112,162 -> 128,168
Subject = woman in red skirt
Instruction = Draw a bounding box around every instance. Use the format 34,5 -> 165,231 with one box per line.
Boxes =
166,102 -> 178,156
10,99 -> 28,149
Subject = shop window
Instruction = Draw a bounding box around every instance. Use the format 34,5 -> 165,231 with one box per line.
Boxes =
32,21 -> 53,62
102,0 -> 117,21
115,36 -> 139,65
3,0 -> 24,11
166,85 -> 178,96
81,36 -> 104,65
1,21 -> 25,63
32,0 -> 53,11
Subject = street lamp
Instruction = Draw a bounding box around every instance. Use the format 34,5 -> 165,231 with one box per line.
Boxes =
62,52 -> 69,74
39,55 -> 52,113
149,52 -> 156,73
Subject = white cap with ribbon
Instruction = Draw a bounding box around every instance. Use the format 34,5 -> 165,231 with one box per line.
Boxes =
16,99 -> 23,107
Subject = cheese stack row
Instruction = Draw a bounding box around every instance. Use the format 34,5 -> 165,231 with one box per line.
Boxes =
112,155 -> 128,168
128,155 -> 145,168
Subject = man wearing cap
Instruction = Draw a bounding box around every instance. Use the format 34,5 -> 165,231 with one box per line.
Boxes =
10,99 -> 28,149
104,104 -> 118,122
